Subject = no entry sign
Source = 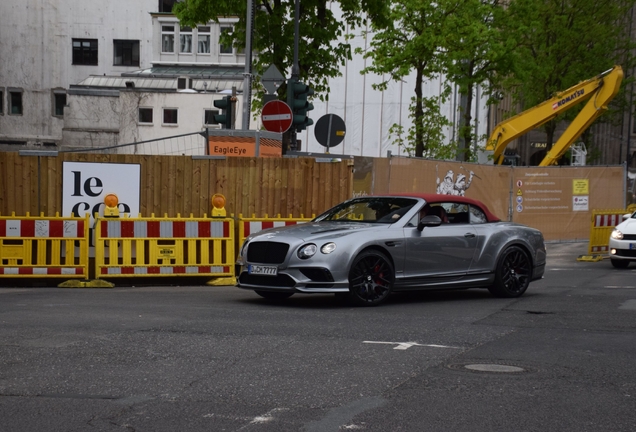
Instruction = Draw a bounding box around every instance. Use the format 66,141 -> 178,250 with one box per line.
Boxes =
261,100 -> 293,133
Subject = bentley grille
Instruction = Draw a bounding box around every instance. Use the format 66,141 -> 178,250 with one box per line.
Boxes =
246,241 -> 290,264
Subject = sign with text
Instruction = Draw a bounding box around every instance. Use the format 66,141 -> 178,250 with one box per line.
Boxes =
208,136 -> 281,158
572,179 -> 589,195
62,162 -> 141,221
62,162 -> 140,255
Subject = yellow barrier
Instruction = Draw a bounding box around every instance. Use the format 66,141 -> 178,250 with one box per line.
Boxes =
587,209 -> 630,255
0,212 -> 89,279
94,214 -> 234,279
237,214 -> 314,247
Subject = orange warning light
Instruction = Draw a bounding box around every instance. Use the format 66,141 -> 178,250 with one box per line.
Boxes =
104,193 -> 120,218
211,193 -> 226,217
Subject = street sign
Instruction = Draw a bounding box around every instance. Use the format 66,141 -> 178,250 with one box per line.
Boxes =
261,100 -> 293,133
261,64 -> 285,94
314,114 -> 346,151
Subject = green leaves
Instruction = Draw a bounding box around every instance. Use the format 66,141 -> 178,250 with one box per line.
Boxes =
173,0 -> 387,105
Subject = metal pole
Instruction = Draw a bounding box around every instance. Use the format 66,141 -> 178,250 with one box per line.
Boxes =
242,0 -> 254,130
292,0 -> 300,79
289,0 -> 300,149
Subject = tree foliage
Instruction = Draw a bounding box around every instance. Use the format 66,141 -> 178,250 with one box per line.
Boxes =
440,0 -> 514,161
173,0 -> 387,105
501,0 -> 636,149
360,0 -> 513,160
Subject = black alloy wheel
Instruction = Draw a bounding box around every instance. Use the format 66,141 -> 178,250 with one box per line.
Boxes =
348,250 -> 394,306
489,245 -> 531,298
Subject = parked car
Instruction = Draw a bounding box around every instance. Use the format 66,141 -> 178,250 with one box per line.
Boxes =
236,194 -> 547,306
609,211 -> 636,268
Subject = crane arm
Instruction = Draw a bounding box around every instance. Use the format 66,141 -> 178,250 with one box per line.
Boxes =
485,66 -> 624,165
539,67 -> 624,166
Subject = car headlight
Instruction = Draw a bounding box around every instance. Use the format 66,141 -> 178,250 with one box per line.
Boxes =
611,229 -> 624,240
321,242 -> 337,254
297,243 -> 317,259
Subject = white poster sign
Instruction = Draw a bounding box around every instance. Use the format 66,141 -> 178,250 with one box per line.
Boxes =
572,195 -> 589,211
62,162 -> 141,221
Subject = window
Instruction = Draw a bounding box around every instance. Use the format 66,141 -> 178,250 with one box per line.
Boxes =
219,26 -> 233,54
162,25 -> 175,53
0,89 -> 3,115
180,27 -> 192,53
197,26 -> 210,54
469,206 -> 487,224
9,90 -> 22,115
158,0 -> 177,12
204,109 -> 219,126
52,90 -> 66,117
163,108 -> 178,125
139,107 -> 153,124
72,39 -> 98,65
114,40 -> 140,66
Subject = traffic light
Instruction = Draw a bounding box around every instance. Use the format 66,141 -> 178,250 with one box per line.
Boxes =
287,78 -> 314,131
213,95 -> 235,129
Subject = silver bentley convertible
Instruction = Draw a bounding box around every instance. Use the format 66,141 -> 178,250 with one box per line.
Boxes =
236,194 -> 546,306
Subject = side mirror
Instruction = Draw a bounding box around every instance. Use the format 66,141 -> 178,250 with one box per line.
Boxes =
622,213 -> 632,220
417,215 -> 442,231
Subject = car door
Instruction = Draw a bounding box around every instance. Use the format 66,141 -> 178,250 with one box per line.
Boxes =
402,204 -> 478,283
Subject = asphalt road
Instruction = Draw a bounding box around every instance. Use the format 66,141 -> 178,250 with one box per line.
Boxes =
1,242 -> 635,432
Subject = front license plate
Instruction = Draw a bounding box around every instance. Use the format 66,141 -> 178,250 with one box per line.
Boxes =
630,243 -> 636,250
248,264 -> 278,276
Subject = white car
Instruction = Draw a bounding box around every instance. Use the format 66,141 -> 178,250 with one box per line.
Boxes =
609,212 -> 636,268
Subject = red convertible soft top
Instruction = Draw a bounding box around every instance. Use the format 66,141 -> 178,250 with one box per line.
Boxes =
375,193 -> 501,222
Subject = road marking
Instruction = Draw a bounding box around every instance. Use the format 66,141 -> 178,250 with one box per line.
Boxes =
363,341 -> 461,350
619,299 -> 636,310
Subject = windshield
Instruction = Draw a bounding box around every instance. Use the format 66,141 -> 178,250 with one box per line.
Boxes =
314,197 -> 418,224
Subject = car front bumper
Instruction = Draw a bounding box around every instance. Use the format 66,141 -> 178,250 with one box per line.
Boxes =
609,237 -> 636,260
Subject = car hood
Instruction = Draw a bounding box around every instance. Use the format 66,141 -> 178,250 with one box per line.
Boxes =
247,221 -> 386,242
616,217 -> 636,233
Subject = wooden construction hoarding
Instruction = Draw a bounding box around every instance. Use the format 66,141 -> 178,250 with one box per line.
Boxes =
0,151 -> 625,242
352,157 -> 625,241
0,152 -> 352,221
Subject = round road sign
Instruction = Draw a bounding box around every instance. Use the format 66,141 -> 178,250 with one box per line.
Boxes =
261,100 -> 293,133
314,114 -> 346,149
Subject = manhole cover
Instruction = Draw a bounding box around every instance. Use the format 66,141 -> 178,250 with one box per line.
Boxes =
464,364 -> 525,373
446,361 -> 533,374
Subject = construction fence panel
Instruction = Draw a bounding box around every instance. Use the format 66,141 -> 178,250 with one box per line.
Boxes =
94,216 -> 234,279
588,209 -> 631,254
237,214 -> 315,248
0,213 -> 89,278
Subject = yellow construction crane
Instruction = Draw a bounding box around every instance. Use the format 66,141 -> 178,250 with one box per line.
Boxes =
486,66 -> 624,166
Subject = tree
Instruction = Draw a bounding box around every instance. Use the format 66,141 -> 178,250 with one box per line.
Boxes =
173,0 -> 387,104
359,0 -> 514,161
501,0 -> 636,151
439,0 -> 514,162
357,0 -> 454,158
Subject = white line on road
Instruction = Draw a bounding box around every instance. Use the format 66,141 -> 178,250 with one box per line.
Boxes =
363,341 -> 462,350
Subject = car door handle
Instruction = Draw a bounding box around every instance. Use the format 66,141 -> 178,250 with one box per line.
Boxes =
464,233 -> 476,238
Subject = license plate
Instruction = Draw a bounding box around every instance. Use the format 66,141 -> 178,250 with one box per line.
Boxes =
630,243 -> 636,250
248,264 -> 278,276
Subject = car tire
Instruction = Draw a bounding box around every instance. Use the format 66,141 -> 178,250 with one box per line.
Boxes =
610,258 -> 630,269
347,250 -> 394,306
488,245 -> 531,298
254,291 -> 294,300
